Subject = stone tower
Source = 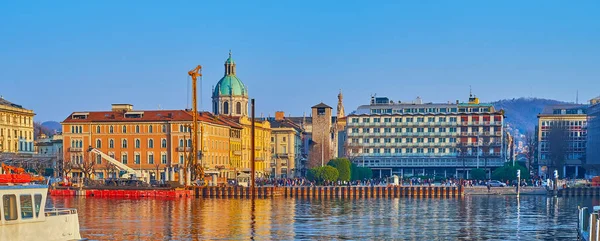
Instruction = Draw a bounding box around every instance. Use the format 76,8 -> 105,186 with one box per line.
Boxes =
336,89 -> 347,157
212,51 -> 249,117
309,102 -> 335,168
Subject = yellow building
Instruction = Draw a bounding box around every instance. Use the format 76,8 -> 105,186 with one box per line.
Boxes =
224,116 -> 271,177
0,97 -> 35,154
268,112 -> 303,178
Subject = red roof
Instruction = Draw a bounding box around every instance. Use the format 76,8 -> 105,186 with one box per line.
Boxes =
62,110 -> 237,127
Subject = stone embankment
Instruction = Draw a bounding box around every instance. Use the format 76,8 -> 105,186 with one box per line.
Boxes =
464,186 -> 547,195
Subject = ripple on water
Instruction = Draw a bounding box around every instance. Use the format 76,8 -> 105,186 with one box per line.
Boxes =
47,196 -> 593,240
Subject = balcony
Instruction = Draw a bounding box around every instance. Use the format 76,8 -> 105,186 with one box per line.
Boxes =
177,147 -> 191,152
69,147 -> 83,152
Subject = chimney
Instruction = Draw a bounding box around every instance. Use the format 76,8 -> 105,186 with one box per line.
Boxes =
275,111 -> 285,121
112,104 -> 133,112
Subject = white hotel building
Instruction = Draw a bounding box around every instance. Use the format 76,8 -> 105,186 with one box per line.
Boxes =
345,95 -> 506,179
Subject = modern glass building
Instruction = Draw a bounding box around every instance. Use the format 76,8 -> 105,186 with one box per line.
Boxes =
586,97 -> 600,176
346,94 -> 505,179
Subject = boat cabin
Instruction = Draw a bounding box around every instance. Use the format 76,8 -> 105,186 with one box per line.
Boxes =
0,185 -> 47,225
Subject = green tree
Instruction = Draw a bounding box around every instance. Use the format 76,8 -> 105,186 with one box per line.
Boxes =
328,158 -> 351,182
491,163 -> 530,181
471,168 -> 487,180
350,163 -> 373,181
321,166 -> 339,182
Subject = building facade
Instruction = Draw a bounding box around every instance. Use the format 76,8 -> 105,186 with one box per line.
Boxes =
537,104 -> 588,178
212,52 -> 249,117
224,116 -> 272,177
268,112 -> 303,178
61,104 -> 235,181
0,97 -> 35,154
587,97 -> 600,175
346,94 -> 505,178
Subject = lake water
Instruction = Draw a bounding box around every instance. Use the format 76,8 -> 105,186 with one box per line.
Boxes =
48,196 -> 596,240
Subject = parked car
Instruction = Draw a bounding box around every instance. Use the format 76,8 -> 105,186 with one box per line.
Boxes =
486,180 -> 507,187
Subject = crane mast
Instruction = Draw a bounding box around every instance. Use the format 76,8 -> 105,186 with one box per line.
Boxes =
188,65 -> 203,183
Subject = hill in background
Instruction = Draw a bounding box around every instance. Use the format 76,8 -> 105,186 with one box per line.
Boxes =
491,98 -> 569,133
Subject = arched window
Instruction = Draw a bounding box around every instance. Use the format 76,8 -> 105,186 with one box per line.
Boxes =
122,139 -> 128,148
122,126 -> 127,133
179,125 -> 184,133
179,139 -> 184,147
135,125 -> 140,133
213,102 -> 218,114
236,102 -> 241,115
96,126 -> 101,133
161,139 -> 167,148
109,139 -> 114,148
149,125 -> 153,133
148,139 -> 154,148
135,139 -> 140,148
78,140 -> 83,148
109,126 -> 114,134
187,139 -> 192,147
224,102 -> 229,114
96,139 -> 102,148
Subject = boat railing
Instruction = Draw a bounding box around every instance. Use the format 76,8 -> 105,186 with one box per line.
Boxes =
45,208 -> 78,217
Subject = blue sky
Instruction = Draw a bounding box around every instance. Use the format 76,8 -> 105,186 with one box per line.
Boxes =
1,1 -> 599,122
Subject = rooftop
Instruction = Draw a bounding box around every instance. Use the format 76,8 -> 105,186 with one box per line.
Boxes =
0,96 -> 26,110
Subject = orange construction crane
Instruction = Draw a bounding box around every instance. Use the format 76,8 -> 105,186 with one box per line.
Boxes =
2,163 -> 24,174
1,163 -> 44,182
187,65 -> 205,185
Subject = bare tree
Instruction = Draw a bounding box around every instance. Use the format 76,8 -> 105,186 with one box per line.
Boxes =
62,159 -> 74,178
77,155 -> 96,182
547,122 -> 568,177
154,162 -> 162,181
525,130 -> 537,173
105,162 -> 118,178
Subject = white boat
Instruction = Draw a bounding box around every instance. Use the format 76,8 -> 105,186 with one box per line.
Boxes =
0,182 -> 83,241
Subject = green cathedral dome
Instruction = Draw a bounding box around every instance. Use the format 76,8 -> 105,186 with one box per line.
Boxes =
213,75 -> 247,97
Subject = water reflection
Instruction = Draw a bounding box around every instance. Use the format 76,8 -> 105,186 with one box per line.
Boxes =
48,196 -> 595,240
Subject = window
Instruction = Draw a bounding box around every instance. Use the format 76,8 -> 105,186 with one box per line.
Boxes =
224,101 -> 229,114
179,139 -> 184,147
373,128 -> 381,133
395,118 -> 402,123
149,125 -> 153,133
149,154 -> 154,164
3,194 -> 17,221
109,139 -> 114,148
406,118 -> 413,122
283,137 -> 287,142
20,195 -> 34,219
417,148 -> 424,153
162,125 -> 166,133
384,128 -> 391,133
122,126 -> 127,133
161,154 -> 167,164
406,138 -> 413,143
417,117 -> 424,122
417,138 -> 424,143
135,154 -> 141,164
236,102 -> 242,115
373,118 -> 381,123
96,139 -> 102,148
122,139 -> 128,148
122,154 -> 128,164
428,117 -> 435,122
34,194 -> 42,218
363,128 -> 370,133
395,128 -> 402,133
148,139 -> 154,148
179,155 -> 184,164
96,154 -> 102,164
417,128 -> 424,133
427,138 -> 434,143
352,118 -> 359,123
109,126 -> 114,133
135,125 -> 140,133
362,118 -> 370,123
96,126 -> 101,133
135,139 -> 140,148
384,118 -> 392,123
161,139 -> 167,148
